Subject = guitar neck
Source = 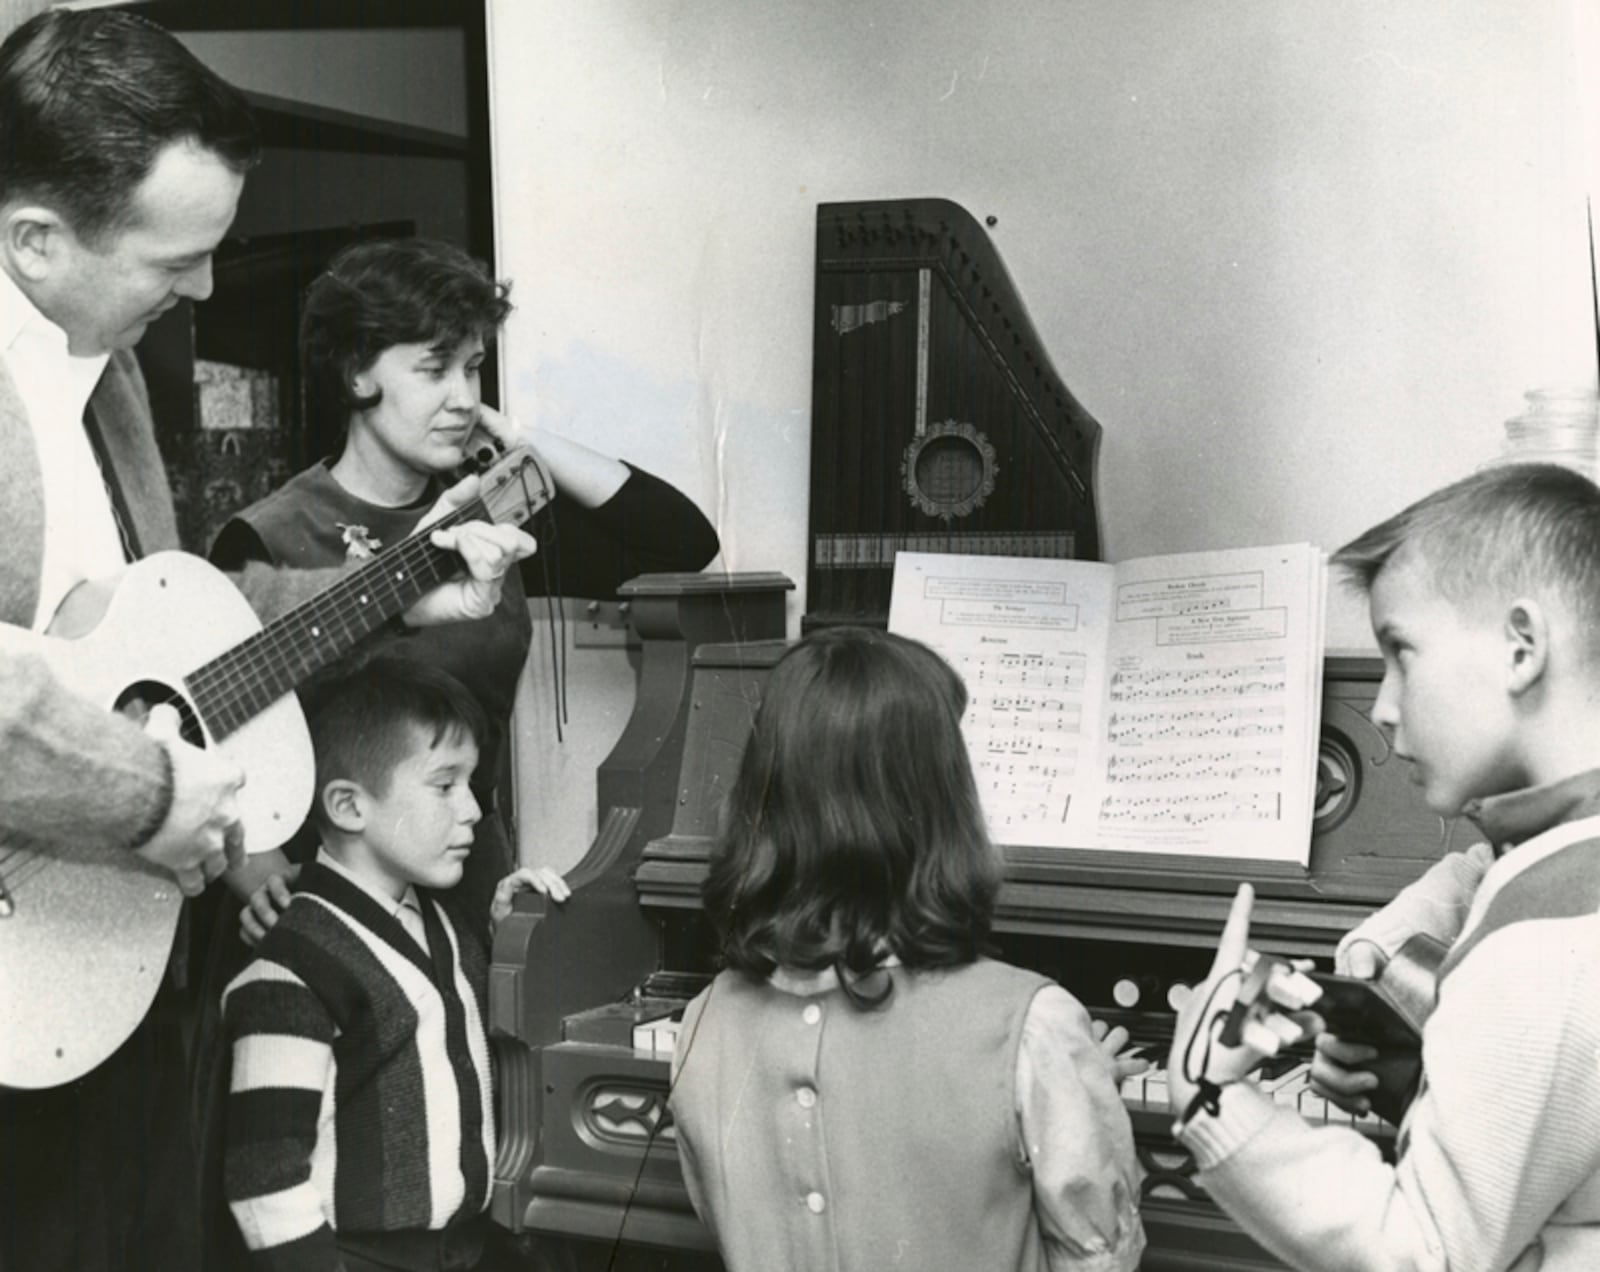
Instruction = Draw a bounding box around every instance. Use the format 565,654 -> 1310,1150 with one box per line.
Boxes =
185,497 -> 491,740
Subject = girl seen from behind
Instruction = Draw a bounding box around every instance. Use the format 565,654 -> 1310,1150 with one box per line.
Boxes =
668,627 -> 1146,1272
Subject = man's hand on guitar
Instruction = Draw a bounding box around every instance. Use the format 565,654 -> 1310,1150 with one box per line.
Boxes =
137,703 -> 245,896
404,474 -> 539,627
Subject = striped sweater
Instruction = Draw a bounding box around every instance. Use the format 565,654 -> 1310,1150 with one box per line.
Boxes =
222,862 -> 495,1271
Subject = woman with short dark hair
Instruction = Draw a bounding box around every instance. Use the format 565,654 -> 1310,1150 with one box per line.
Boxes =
209,235 -> 720,936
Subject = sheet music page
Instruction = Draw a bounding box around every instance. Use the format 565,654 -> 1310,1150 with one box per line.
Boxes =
887,552 -> 1116,846
1095,544 -> 1325,863
889,545 -> 1325,862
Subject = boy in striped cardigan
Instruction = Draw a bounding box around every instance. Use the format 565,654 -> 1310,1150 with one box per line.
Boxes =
222,657 -> 568,1271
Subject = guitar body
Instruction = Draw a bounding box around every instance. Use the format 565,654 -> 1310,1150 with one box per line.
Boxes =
0,553 -> 313,1089
0,443 -> 553,1089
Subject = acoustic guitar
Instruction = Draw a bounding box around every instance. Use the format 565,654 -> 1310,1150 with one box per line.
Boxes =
0,446 -> 552,1089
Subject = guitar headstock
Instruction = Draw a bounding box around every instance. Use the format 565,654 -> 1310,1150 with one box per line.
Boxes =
458,420 -> 505,475
479,444 -> 557,527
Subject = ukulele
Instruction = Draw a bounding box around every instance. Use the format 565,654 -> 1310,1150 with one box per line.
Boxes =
0,446 -> 552,1089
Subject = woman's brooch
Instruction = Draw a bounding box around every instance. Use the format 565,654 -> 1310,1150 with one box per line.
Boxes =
338,523 -> 382,560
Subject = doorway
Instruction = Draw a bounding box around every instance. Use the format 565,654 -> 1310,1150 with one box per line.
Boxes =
121,0 -> 495,550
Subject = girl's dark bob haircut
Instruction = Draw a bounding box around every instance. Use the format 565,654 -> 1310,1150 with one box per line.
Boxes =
703,626 -> 1000,1005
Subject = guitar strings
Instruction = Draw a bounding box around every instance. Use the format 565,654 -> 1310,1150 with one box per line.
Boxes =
187,498 -> 487,736
191,454 -> 550,730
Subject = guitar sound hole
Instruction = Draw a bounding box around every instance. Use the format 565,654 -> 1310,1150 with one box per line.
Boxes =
114,681 -> 205,748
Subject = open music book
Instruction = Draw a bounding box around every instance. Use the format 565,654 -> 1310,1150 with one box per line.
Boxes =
888,544 -> 1326,863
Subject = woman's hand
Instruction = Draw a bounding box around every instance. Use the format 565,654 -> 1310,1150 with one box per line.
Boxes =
476,404 -> 630,508
404,474 -> 539,625
491,866 -> 573,929
239,863 -> 301,947
472,402 -> 529,451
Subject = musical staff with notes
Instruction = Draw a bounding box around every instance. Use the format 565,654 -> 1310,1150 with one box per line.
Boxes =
889,544 -> 1325,862
1107,703 -> 1286,744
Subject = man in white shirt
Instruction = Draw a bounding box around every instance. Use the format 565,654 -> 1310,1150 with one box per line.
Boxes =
0,11 -> 533,1270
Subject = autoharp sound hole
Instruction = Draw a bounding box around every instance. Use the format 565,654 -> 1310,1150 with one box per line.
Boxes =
915,435 -> 985,504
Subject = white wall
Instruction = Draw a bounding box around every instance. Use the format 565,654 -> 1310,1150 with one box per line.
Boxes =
479,1 -> 1595,870
489,0 -> 1595,660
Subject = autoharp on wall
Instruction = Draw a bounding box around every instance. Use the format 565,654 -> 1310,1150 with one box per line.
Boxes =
807,198 -> 1102,629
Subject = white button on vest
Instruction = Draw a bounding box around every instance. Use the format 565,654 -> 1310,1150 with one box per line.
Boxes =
802,1003 -> 821,1025
806,1191 -> 826,1214
796,1087 -> 817,1109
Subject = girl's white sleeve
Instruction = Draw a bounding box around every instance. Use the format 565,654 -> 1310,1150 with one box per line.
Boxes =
1016,985 -> 1147,1272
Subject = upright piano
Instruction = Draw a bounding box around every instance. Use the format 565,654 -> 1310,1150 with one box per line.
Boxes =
491,626 -> 1456,1270
487,201 -> 1462,1268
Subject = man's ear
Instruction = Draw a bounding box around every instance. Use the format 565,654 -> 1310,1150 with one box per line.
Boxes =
321,779 -> 367,833
1505,597 -> 1550,696
1,205 -> 68,283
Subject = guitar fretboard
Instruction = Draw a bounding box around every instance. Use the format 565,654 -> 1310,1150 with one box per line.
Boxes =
183,497 -> 488,739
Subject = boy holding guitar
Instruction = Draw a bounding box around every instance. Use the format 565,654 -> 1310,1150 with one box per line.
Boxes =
0,12 -> 534,1270
1167,463 -> 1600,1271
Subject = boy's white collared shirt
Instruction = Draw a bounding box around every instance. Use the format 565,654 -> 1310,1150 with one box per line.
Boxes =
316,847 -> 428,954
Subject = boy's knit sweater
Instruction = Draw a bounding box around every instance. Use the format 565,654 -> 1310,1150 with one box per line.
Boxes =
222,860 -> 495,1271
1178,770 -> 1600,1272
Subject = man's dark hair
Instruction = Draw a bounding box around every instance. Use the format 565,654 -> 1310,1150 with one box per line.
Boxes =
306,654 -> 486,830
0,9 -> 259,245
299,236 -> 513,437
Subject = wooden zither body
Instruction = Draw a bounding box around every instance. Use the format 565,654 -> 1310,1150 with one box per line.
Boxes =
490,635 -> 1465,1270
807,198 -> 1102,629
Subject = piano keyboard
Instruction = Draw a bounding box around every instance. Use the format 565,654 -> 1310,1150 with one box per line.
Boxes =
1119,1056 -> 1389,1131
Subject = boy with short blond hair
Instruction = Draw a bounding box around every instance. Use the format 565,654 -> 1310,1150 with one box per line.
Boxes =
222,657 -> 566,1271
1168,462 -> 1600,1271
